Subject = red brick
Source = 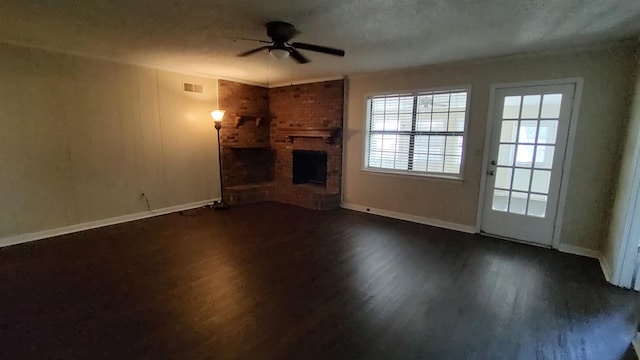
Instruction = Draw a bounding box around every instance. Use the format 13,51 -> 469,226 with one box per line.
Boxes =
217,79 -> 344,209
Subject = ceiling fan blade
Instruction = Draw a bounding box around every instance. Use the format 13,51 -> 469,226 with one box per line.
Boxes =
289,48 -> 310,64
237,37 -> 271,44
237,46 -> 269,57
291,42 -> 345,57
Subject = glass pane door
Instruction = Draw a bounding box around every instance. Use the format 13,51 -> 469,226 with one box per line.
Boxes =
491,93 -> 562,218
482,83 -> 576,246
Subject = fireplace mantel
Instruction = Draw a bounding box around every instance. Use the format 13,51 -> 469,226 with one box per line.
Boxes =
279,127 -> 340,143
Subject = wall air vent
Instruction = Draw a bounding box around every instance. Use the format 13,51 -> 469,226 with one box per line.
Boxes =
183,83 -> 203,93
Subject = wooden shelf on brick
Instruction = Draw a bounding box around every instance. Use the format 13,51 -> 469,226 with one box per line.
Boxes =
226,143 -> 271,149
234,114 -> 268,128
279,127 -> 340,144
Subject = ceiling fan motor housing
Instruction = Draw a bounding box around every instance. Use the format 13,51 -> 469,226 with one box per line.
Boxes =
266,21 -> 297,43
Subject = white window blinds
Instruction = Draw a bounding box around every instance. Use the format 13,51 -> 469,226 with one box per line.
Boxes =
365,89 -> 468,177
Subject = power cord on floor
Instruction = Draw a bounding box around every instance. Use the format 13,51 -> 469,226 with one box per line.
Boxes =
178,211 -> 200,217
178,205 -> 213,216
140,192 -> 152,211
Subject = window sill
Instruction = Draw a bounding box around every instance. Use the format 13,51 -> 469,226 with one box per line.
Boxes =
361,168 -> 464,183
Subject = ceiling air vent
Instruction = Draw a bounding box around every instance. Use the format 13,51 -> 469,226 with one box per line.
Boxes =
183,83 -> 203,93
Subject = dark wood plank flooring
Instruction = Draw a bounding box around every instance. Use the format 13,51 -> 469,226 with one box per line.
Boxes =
0,202 -> 638,359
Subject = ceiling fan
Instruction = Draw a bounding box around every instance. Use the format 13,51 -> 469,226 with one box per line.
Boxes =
237,21 -> 345,64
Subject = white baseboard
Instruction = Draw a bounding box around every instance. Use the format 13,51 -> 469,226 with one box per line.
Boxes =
340,202 -> 476,234
0,198 -> 220,248
557,244 -> 601,259
557,244 -> 616,283
598,253 -> 614,283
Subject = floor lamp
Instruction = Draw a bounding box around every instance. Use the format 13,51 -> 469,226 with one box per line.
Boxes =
211,110 -> 230,210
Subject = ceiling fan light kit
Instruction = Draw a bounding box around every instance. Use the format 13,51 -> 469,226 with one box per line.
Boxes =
238,21 -> 345,64
269,48 -> 290,60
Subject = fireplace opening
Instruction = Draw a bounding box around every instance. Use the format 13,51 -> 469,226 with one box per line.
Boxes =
292,150 -> 327,186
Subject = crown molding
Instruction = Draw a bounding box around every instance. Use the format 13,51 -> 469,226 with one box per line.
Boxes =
348,38 -> 639,80
267,75 -> 345,88
0,39 -> 269,87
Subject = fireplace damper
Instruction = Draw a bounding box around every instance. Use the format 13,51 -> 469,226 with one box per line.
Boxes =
292,150 -> 327,186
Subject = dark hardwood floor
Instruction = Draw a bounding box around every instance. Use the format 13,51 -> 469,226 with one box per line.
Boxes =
1,202 -> 638,359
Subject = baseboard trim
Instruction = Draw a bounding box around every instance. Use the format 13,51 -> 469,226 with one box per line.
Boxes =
557,244 -> 615,283
598,253 -> 614,283
340,202 -> 476,234
557,244 -> 601,259
0,198 -> 220,248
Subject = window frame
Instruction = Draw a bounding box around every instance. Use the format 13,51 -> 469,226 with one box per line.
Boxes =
362,85 -> 472,180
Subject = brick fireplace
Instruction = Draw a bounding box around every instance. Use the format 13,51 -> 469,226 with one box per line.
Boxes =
218,79 -> 344,210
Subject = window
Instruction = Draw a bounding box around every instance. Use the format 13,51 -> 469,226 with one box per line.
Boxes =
365,88 -> 469,178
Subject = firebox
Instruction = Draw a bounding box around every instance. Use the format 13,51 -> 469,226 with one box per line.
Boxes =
292,150 -> 327,186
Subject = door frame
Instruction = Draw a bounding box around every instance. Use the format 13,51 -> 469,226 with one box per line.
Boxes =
475,78 -> 584,249
610,91 -> 640,288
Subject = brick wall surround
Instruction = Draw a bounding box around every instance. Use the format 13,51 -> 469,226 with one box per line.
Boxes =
269,80 -> 344,209
217,80 -> 273,187
217,79 -> 344,210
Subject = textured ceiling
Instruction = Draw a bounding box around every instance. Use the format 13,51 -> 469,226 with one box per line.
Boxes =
0,0 -> 639,85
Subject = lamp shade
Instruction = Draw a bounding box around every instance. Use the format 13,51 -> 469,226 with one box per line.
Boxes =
210,110 -> 226,122
269,48 -> 290,60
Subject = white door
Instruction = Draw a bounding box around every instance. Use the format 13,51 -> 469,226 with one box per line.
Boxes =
481,83 -> 576,246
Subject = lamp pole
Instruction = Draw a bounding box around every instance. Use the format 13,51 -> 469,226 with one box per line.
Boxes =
211,110 -> 229,210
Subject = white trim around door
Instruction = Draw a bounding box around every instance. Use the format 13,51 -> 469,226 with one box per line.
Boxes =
476,78 -> 583,249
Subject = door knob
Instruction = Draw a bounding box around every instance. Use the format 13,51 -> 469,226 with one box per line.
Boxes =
490,160 -> 496,165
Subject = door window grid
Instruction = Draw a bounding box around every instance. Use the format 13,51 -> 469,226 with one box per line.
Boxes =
492,94 -> 562,218
507,96 -> 533,214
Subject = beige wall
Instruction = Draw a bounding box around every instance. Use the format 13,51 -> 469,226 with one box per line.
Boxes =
605,51 -> 640,276
343,44 -> 637,251
0,43 -> 220,239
